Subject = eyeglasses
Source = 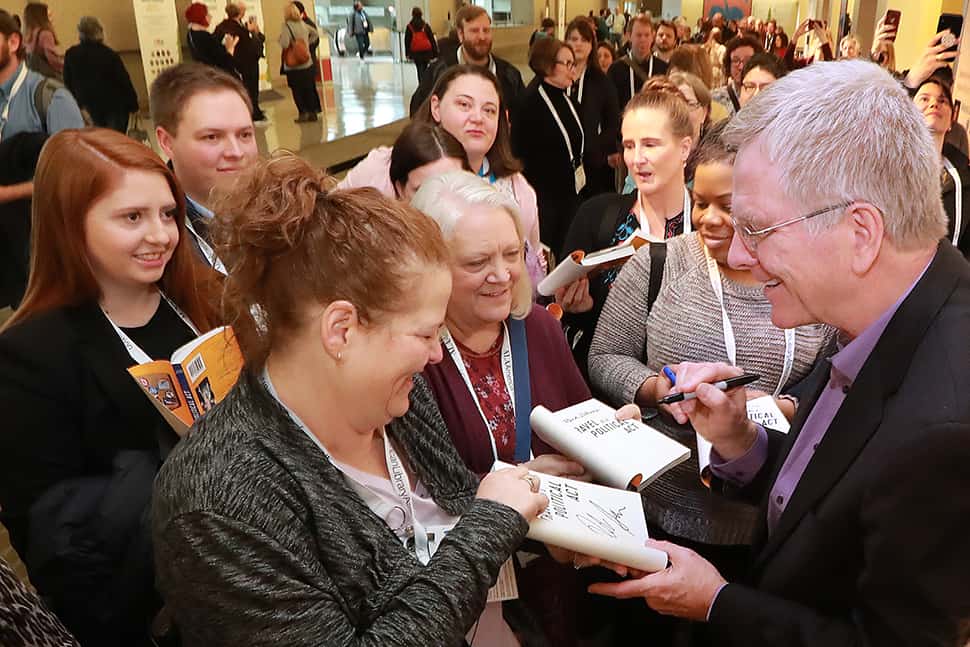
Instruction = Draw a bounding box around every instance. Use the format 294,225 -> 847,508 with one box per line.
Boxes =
730,56 -> 750,66
732,201 -> 853,250
741,80 -> 774,93
685,100 -> 702,110
556,59 -> 576,70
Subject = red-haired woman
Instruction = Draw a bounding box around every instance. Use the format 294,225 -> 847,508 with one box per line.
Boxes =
0,128 -> 221,646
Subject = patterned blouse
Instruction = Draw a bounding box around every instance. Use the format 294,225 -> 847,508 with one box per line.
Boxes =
453,334 -> 516,462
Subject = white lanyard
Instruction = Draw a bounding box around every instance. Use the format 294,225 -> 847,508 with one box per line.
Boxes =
458,48 -> 497,76
943,156 -> 962,246
102,292 -> 201,365
0,64 -> 30,144
628,57 -> 653,98
703,247 -> 795,396
538,85 -> 584,166
440,325 -> 517,463
567,71 -> 586,104
184,219 -> 227,275
260,368 -> 435,564
636,188 -> 692,240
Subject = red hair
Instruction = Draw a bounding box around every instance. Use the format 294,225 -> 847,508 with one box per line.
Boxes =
4,128 -> 221,332
185,2 -> 210,26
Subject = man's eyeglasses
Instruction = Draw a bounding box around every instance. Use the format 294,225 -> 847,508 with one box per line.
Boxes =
732,201 -> 853,250
556,59 -> 576,70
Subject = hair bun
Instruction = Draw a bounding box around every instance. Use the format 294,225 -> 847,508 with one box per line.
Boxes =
642,76 -> 687,102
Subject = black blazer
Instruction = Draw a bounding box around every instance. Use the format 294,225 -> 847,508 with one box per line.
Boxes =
409,50 -> 525,116
708,242 -> 970,646
0,302 -> 190,553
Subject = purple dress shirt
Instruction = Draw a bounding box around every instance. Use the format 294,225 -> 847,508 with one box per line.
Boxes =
710,263 -> 930,534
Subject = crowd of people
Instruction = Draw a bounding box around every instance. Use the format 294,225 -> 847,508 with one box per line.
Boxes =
1,3 -> 970,647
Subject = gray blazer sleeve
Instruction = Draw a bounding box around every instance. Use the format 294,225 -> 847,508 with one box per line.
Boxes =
588,245 -> 658,405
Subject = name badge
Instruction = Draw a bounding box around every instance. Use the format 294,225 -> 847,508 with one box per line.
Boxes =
574,164 -> 586,194
486,558 -> 519,602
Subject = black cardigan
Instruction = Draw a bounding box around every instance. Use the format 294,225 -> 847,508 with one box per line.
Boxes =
942,142 -> 970,258
512,80 -> 585,254
186,28 -> 240,78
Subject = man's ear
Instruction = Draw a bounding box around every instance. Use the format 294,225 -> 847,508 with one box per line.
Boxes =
156,126 -> 176,161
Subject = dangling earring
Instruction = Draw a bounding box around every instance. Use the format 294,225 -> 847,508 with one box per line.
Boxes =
337,351 -> 343,361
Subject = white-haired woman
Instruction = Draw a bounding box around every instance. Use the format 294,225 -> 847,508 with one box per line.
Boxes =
412,170 -> 639,647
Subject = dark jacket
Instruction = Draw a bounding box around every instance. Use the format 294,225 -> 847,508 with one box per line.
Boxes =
708,242 -> 970,646
409,49 -> 525,116
153,371 -> 533,646
214,18 -> 265,73
186,28 -> 240,78
606,54 -> 668,111
0,131 -> 46,308
63,40 -> 138,124
942,142 -> 970,258
0,302 -> 195,645
570,63 -> 620,195
404,19 -> 438,60
512,80 -> 585,254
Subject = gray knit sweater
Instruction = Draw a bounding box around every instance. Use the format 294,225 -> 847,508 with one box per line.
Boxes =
589,233 -> 833,405
152,371 -> 529,647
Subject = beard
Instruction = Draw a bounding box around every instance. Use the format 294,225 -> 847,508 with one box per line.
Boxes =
462,39 -> 491,62
0,46 -> 11,72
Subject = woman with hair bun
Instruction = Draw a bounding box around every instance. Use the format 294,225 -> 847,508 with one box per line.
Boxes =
152,153 -> 551,647
0,128 -> 221,646
556,77 -> 695,376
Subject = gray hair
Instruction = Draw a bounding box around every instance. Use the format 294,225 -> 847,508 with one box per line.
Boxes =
77,16 -> 103,42
411,170 -> 533,319
723,59 -> 946,249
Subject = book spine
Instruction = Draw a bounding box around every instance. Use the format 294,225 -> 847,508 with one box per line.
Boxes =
173,364 -> 202,421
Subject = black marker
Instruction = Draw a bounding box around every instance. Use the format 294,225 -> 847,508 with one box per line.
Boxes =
658,373 -> 761,405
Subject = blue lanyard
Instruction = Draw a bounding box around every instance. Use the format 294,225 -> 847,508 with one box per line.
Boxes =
507,317 -> 532,461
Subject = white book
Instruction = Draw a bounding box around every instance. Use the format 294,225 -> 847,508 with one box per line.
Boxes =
530,399 -> 690,492
536,235 -> 651,297
494,461 -> 668,573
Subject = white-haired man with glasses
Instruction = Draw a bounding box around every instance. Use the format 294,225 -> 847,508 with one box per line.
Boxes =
588,59 -> 970,646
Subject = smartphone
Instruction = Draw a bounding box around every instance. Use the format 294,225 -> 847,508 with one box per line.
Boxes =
938,13 -> 964,53
884,10 -> 901,42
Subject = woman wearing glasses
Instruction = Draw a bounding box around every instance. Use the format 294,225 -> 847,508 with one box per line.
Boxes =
587,123 -> 832,581
511,38 -> 584,255
711,35 -> 761,116
737,53 -> 787,109
564,18 -> 621,197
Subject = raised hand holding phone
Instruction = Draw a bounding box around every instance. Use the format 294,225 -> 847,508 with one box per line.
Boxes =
905,30 -> 960,90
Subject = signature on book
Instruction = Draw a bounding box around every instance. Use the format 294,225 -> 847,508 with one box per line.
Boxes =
577,501 -> 633,538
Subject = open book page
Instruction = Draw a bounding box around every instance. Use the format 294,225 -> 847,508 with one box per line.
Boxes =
128,361 -> 193,435
696,395 -> 791,478
169,326 -> 243,415
531,399 -> 690,492
494,461 -> 668,573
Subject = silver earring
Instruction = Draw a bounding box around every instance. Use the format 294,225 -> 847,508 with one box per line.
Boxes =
337,352 -> 343,361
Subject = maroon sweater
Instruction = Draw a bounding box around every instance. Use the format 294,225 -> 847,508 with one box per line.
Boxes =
423,304 -> 591,475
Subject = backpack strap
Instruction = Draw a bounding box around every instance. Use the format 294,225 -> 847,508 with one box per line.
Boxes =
646,241 -> 667,315
33,77 -> 63,135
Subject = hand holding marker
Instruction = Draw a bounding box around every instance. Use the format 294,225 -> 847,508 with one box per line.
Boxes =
657,367 -> 760,406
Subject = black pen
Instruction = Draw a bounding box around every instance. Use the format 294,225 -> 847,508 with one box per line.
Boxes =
658,373 -> 761,405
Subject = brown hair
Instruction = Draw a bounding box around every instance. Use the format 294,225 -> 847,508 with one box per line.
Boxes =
5,129 -> 221,332
456,5 -> 488,30
211,153 -> 450,370
150,63 -> 251,136
284,2 -> 302,21
722,34 -> 763,78
668,71 -> 711,109
630,14 -> 654,32
414,64 -> 522,177
23,2 -> 55,45
529,37 -> 570,77
566,17 -> 595,45
624,76 -> 693,139
656,19 -> 677,36
668,44 -> 714,88
389,122 -> 469,195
